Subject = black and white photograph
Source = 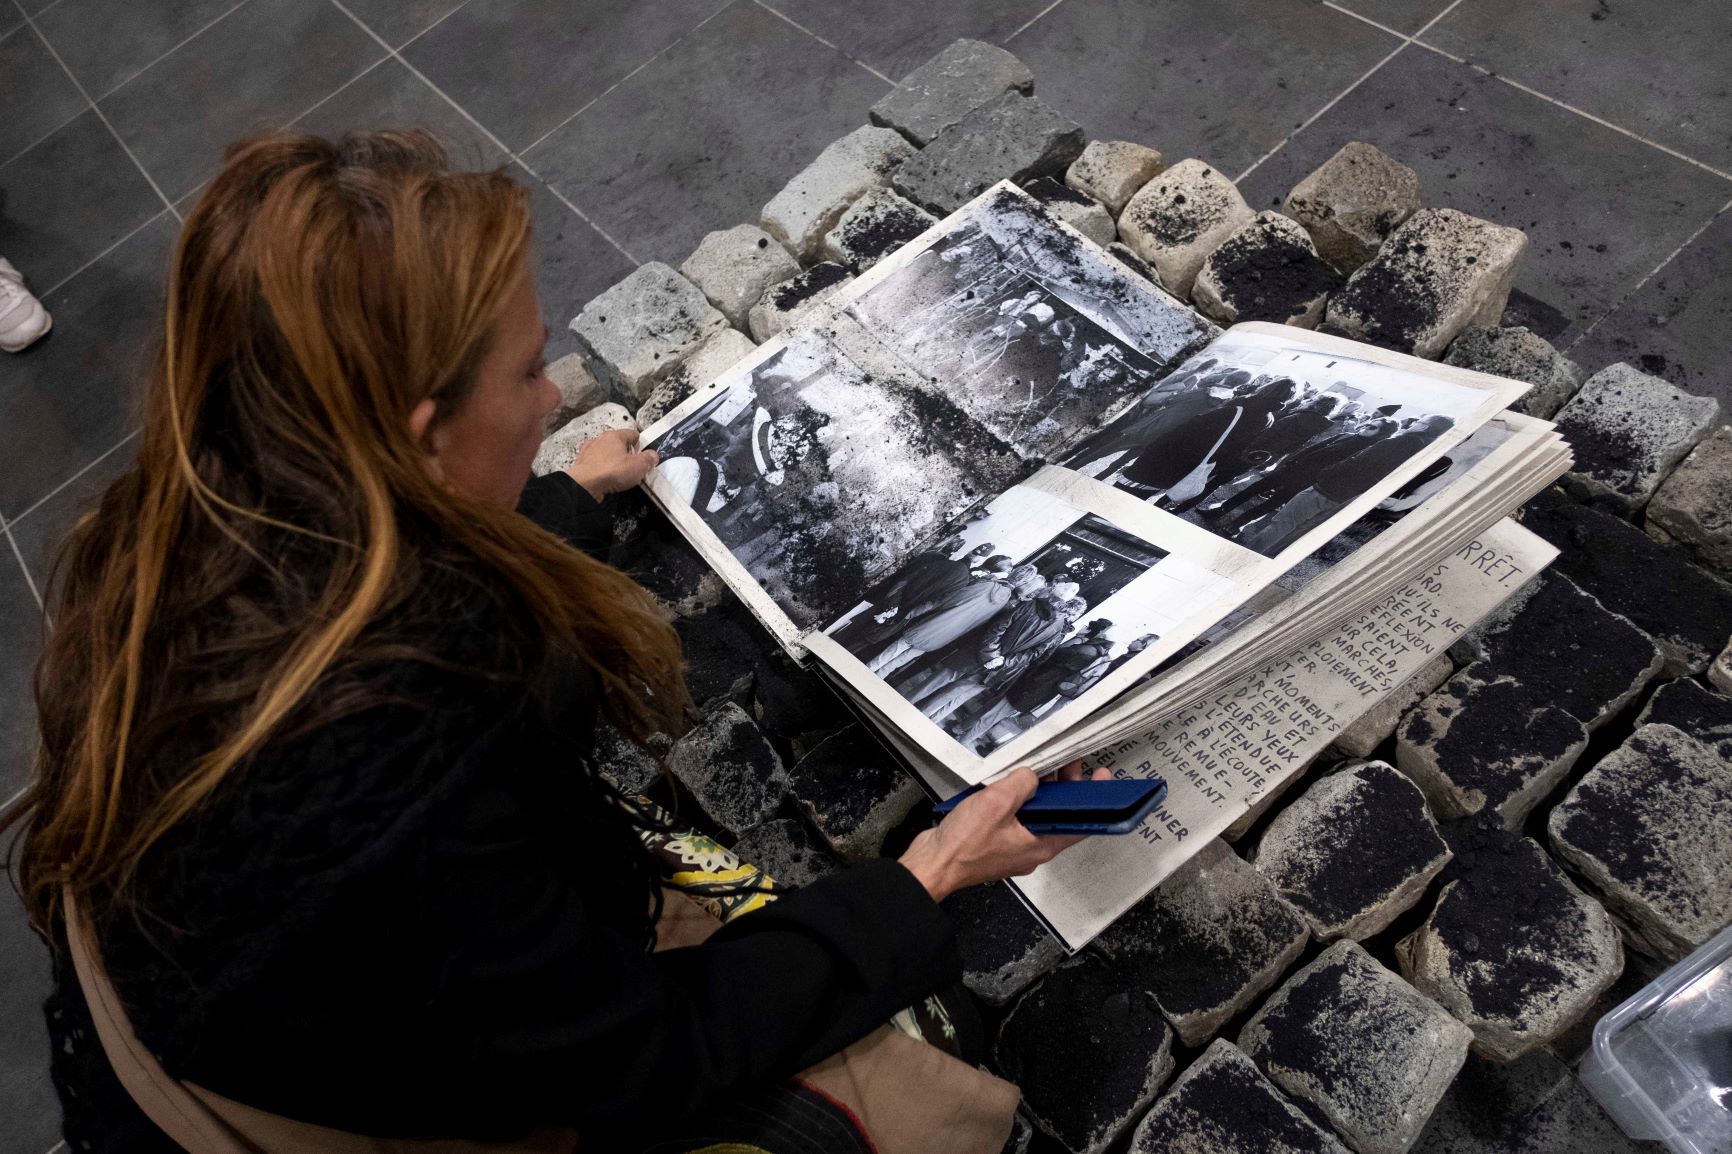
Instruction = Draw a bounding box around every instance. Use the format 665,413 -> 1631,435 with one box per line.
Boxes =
648,329 -> 1027,629
824,485 -> 1229,756
1060,336 -> 1486,558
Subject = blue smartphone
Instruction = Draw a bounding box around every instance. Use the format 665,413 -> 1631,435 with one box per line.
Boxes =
931,777 -> 1168,835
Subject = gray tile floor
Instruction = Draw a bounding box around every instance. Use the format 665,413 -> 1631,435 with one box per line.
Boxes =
1,0 -> 1728,1148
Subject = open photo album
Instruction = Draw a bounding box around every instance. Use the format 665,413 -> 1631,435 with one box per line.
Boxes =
639,182 -> 1573,810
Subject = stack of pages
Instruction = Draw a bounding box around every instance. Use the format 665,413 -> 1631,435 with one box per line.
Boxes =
640,182 -> 1571,945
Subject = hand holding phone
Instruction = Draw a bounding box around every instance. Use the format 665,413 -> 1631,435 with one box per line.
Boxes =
932,776 -> 1168,835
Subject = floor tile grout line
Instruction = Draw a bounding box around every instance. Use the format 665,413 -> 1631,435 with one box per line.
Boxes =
6,523 -> 45,612
1561,194 -> 1732,357
0,784 -> 28,820
394,0 -> 473,53
1003,0 -> 1068,44
1319,0 -> 1410,40
8,429 -> 139,533
0,105 -> 84,171
86,0 -> 253,104
1407,39 -> 1732,184
518,0 -> 740,158
323,0 -> 640,267
37,208 -> 172,298
1236,0 -> 1460,186
751,0 -> 893,86
43,1141 -> 67,1154
284,53 -> 394,130
9,0 -> 183,222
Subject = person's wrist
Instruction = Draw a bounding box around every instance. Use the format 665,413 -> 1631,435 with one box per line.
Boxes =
899,830 -> 958,904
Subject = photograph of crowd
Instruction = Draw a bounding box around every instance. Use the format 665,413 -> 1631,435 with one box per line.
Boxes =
651,330 -> 1022,628
1061,342 -> 1484,558
845,223 -> 1170,460
826,487 -> 1227,755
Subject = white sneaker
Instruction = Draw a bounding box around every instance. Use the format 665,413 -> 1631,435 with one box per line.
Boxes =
0,257 -> 52,352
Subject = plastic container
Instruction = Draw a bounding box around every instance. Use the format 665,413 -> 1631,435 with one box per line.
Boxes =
1580,925 -> 1732,1154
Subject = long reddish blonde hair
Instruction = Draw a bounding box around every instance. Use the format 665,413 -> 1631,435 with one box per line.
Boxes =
6,131 -> 688,930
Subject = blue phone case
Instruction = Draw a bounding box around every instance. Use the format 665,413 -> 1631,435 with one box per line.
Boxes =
932,777 -> 1168,835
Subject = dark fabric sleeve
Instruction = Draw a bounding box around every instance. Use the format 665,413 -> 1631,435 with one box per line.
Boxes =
516,471 -> 614,559
411,777 -> 961,1143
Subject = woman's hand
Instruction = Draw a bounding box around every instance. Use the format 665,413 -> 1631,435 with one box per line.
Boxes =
898,761 -> 1113,903
565,427 -> 658,500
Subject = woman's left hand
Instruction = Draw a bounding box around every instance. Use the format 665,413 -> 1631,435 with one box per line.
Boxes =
566,428 -> 658,500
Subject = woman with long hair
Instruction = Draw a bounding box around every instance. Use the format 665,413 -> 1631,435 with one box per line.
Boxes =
4,131 -> 1097,1153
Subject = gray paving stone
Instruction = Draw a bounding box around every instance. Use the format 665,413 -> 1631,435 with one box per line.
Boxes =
1521,488 -> 1732,676
1022,177 -> 1117,247
570,263 -> 729,401
1548,722 -> 1732,962
1251,761 -> 1452,943
1324,208 -> 1528,360
1411,1049 -> 1652,1154
996,951 -> 1176,1154
786,725 -> 923,859
760,126 -> 916,260
636,327 -> 758,430
531,403 -> 637,476
869,38 -> 1033,147
732,816 -> 840,889
679,223 -> 801,330
1715,640 -> 1732,695
1329,653 -> 1453,760
746,262 -> 854,342
1442,325 -> 1583,420
1552,363 -> 1721,513
942,880 -> 1066,1007
1094,839 -> 1309,1047
1129,1040 -> 1353,1154
1283,141 -> 1421,274
1222,752 -> 1324,843
1117,158 -> 1255,298
892,93 -> 1085,215
1192,211 -> 1342,329
665,701 -> 790,839
1066,140 -> 1164,218
1647,423 -> 1732,574
544,352 -> 607,430
819,187 -> 937,273
1239,940 -> 1473,1154
1397,829 -> 1623,1062
1634,676 -> 1732,761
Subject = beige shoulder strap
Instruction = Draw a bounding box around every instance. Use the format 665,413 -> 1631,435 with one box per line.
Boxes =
61,891 -> 575,1154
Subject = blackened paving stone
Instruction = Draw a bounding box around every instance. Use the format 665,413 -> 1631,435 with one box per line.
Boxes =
96,0 -> 384,202
0,21 -> 85,167
1647,424 -> 1732,574
786,725 -> 922,860
636,327 -> 758,429
1021,178 -> 1116,249
1410,1049 -> 1651,1154
1397,671 -> 1590,827
0,212 -> 175,520
1551,362 -> 1720,513
1564,208 -> 1732,413
1397,826 -> 1623,1063
746,261 -> 854,343
868,37 -> 1033,148
1250,761 -> 1452,943
0,109 -> 165,298
664,701 -> 791,839
1520,487 -> 1732,676
1443,570 -> 1662,732
1094,838 -> 1309,1047
1548,722 -> 1732,963
403,0 -> 724,153
0,885 -> 62,1154
731,817 -> 840,889
759,127 -> 915,262
819,188 -> 938,274
892,93 -> 1085,216
1192,211 -> 1342,329
1128,1040 -> 1353,1154
995,951 -> 1176,1154
1011,0 -> 1397,183
1422,0 -> 1732,174
1442,326 -> 1583,421
1329,652 -> 1454,761
1239,940 -> 1473,1154
1238,47 -> 1732,348
608,497 -> 726,619
1635,677 -> 1732,761
1117,158 -> 1257,298
763,0 -> 1050,83
593,722 -> 666,797
523,1 -> 889,268
941,880 -> 1064,1007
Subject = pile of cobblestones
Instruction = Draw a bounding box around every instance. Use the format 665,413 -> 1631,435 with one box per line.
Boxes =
534,38 -> 1732,1154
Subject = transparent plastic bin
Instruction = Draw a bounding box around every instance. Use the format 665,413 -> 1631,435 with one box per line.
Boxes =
1580,925 -> 1732,1154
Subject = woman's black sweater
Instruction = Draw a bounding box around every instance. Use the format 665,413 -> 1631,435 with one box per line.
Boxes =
46,473 -> 960,1151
